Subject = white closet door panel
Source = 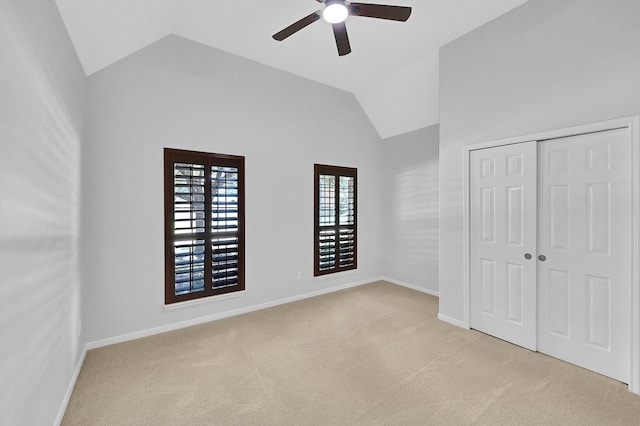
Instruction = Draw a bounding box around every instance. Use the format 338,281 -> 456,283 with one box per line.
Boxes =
538,128 -> 631,383
470,142 -> 538,350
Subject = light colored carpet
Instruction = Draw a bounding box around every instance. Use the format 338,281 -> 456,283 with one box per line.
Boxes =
63,281 -> 640,425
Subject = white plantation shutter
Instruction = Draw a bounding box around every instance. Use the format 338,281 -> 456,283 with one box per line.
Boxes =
165,149 -> 245,304
314,164 -> 357,276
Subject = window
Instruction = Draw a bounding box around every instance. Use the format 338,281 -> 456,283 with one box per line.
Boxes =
164,148 -> 245,304
314,164 -> 357,276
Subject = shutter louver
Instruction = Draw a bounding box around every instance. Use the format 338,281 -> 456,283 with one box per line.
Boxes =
319,229 -> 336,271
338,175 -> 355,268
174,239 -> 205,294
173,163 -> 206,295
319,175 -> 336,226
165,149 -> 245,304
211,166 -> 240,289
339,228 -> 355,268
314,165 -> 357,276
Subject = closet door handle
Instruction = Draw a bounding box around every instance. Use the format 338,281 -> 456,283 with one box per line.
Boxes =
538,255 -> 547,261
524,253 -> 532,260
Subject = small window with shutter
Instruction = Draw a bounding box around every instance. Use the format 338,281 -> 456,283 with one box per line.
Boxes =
314,164 -> 357,276
164,148 -> 245,304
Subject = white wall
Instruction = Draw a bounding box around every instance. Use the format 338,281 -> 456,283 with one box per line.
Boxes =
0,1 -> 86,424
82,35 -> 384,343
355,52 -> 440,139
381,125 -> 439,293
438,0 -> 640,322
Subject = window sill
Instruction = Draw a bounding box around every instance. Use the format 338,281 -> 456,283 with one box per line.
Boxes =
313,269 -> 358,282
163,290 -> 247,311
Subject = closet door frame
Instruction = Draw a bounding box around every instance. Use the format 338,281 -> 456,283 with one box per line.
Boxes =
461,116 -> 640,394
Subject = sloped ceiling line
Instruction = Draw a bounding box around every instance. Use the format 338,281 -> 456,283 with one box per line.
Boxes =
54,0 -> 530,138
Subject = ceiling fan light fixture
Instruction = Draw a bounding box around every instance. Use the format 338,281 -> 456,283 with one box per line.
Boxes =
272,0 -> 412,56
323,3 -> 349,24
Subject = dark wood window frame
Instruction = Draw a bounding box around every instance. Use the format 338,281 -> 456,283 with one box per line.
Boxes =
164,148 -> 245,304
314,164 -> 357,276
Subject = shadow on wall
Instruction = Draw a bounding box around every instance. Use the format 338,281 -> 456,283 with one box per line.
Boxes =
393,162 -> 439,263
0,5 -> 83,424
383,127 -> 439,292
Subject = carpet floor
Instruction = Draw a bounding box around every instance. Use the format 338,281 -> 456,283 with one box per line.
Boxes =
63,281 -> 640,425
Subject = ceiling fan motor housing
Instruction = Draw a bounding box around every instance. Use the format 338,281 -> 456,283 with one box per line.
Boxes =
273,0 -> 411,56
324,0 -> 347,5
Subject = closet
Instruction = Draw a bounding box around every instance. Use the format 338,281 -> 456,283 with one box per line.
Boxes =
469,127 -> 631,383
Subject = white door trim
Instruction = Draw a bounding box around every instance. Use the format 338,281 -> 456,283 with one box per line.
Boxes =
462,116 -> 640,394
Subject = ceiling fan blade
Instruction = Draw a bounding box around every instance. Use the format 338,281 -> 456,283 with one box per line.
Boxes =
332,22 -> 351,56
272,11 -> 321,41
348,3 -> 412,21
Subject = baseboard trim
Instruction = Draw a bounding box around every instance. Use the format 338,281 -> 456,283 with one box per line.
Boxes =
437,313 -> 467,329
84,276 -> 441,351
54,344 -> 88,426
86,277 -> 376,351
381,277 -> 439,297
61,276 -> 437,423
62,278 -> 378,422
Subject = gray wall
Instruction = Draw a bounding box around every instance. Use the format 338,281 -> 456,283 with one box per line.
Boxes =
82,35 -> 385,343
0,1 -> 86,424
439,0 -> 640,321
381,125 -> 439,293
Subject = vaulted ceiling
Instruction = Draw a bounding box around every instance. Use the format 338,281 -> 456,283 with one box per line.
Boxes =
54,0 -> 529,138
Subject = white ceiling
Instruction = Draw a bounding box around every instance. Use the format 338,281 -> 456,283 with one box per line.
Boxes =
54,0 -> 529,138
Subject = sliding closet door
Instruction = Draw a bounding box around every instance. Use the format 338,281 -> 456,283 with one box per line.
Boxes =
538,128 -> 631,383
470,141 -> 538,351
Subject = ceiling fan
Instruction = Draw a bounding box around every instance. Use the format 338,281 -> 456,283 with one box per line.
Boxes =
272,0 -> 412,56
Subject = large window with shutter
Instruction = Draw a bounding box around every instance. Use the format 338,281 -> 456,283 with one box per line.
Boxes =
314,164 -> 357,276
164,148 -> 245,304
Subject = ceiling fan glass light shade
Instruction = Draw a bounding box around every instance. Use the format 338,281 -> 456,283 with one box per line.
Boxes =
323,3 -> 349,23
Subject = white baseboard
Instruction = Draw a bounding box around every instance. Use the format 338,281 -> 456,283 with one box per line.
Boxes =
59,276 -> 440,423
58,277 -> 379,423
437,313 -> 467,329
381,276 -> 439,297
85,276 -> 441,351
55,345 -> 88,426
86,277 -> 376,350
